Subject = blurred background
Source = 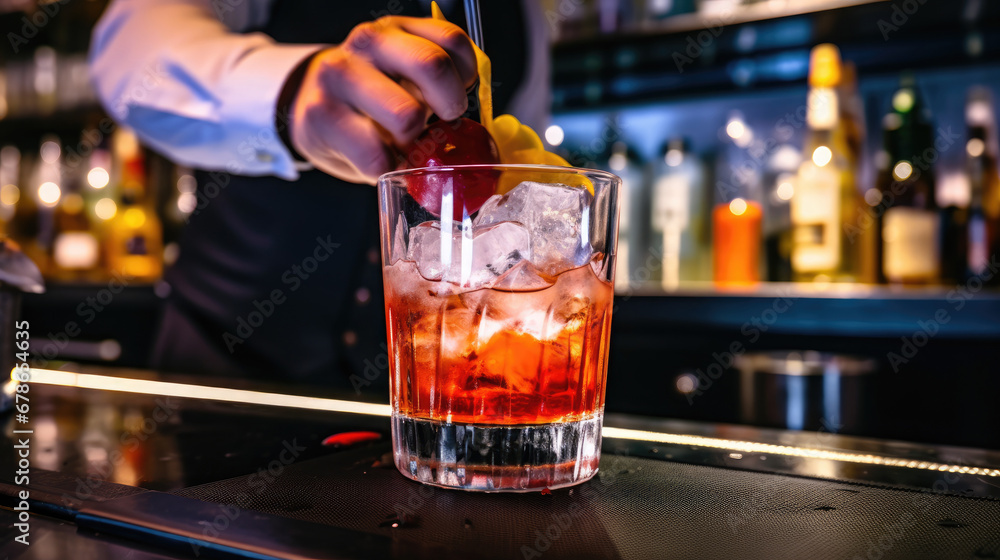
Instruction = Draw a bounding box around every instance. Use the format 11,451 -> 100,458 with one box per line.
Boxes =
2,0 -> 999,449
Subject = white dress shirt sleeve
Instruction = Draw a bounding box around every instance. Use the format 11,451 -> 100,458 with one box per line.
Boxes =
89,0 -> 326,180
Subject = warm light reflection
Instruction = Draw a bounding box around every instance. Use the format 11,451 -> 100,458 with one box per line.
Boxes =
601,427 -> 1000,478
967,138 -> 985,158
892,161 -> 913,181
40,140 -> 61,164
776,181 -> 794,201
0,184 -> 19,206
812,146 -> 832,167
864,188 -> 883,207
726,119 -> 746,141
729,197 -> 748,216
892,89 -> 914,113
675,373 -> 697,394
177,192 -> 197,214
38,181 -> 60,206
19,368 -> 1000,478
95,198 -> 117,220
177,174 -> 197,194
87,167 -> 110,189
25,368 -> 391,417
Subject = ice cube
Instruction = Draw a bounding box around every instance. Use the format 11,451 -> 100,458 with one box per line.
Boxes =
405,219 -> 530,290
405,220 -> 454,282
468,222 -> 531,286
492,260 -> 555,292
474,181 -> 594,277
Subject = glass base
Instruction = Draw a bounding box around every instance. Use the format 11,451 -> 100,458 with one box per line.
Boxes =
392,412 -> 603,492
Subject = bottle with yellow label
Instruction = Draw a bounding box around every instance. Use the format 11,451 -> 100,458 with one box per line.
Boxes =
791,44 -> 863,283
106,130 -> 163,281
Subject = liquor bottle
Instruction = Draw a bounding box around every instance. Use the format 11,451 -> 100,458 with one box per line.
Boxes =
50,170 -> 101,281
0,146 -> 20,230
964,87 -> 1000,283
763,145 -> 800,282
2,146 -> 40,267
30,137 -> 65,276
837,61 -> 866,173
106,129 -> 163,281
791,44 -> 863,283
604,139 -> 646,293
838,61 -> 877,283
650,138 -> 710,289
876,79 -> 939,285
85,140 -> 118,233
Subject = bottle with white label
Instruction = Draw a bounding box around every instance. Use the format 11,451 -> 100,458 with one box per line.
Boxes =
876,79 -> 939,286
650,138 -> 709,290
791,44 -> 862,283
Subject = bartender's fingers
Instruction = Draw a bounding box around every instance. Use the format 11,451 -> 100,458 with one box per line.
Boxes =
318,55 -> 428,145
374,31 -> 468,120
392,17 -> 478,87
344,19 -> 474,121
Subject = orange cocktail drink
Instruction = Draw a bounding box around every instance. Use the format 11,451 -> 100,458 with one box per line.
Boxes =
378,165 -> 620,491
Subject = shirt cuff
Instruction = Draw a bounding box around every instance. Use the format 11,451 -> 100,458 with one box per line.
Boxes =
219,40 -> 327,181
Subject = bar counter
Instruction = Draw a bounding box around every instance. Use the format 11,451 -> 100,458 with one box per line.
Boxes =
2,366 -> 1000,559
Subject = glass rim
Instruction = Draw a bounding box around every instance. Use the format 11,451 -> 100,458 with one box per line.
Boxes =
378,163 -> 620,184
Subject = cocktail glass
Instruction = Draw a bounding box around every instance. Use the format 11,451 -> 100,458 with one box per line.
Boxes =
378,164 -> 620,491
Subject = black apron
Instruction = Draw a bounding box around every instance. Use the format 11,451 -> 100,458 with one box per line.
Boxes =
151,0 -> 528,396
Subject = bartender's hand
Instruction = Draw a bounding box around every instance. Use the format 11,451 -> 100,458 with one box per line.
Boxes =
286,16 -> 478,184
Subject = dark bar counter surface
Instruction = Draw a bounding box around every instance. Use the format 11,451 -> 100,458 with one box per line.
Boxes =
2,365 -> 1000,559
